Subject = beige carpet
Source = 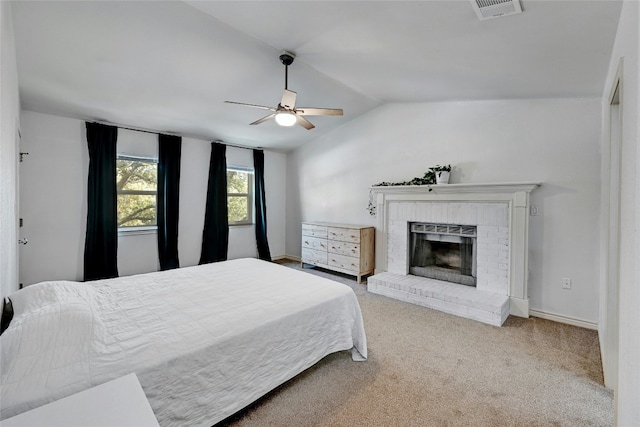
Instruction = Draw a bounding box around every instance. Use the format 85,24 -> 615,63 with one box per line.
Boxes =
220,262 -> 613,427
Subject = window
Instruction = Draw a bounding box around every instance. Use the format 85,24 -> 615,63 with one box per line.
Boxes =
227,167 -> 254,226
116,156 -> 158,229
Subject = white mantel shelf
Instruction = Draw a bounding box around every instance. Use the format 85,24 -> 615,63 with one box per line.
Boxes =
370,181 -> 542,322
370,181 -> 541,195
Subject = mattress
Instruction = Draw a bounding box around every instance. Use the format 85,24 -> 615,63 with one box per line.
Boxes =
1,258 -> 367,426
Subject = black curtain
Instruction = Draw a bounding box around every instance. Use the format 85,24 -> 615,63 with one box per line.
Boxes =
199,142 -> 229,264
84,122 -> 119,281
157,134 -> 182,270
253,149 -> 272,261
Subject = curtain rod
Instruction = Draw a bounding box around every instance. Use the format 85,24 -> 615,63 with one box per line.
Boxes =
90,119 -> 264,152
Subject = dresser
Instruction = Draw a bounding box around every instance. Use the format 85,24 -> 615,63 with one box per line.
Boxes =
301,222 -> 375,284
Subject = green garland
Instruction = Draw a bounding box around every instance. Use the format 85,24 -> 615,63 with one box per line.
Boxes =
367,165 -> 452,215
373,170 -> 436,187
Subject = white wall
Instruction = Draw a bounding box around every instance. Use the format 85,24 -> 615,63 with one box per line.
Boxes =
287,98 -> 602,324
18,111 -> 287,286
1,0 -> 21,298
600,1 -> 639,424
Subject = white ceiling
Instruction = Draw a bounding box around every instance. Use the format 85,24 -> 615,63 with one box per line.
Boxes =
11,0 -> 622,152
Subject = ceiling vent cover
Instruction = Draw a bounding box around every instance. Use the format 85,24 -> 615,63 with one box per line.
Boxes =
471,0 -> 522,20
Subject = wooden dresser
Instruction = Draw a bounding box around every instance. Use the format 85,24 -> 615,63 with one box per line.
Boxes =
301,222 -> 375,284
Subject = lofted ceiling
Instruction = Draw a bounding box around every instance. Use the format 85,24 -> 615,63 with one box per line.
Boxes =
11,0 -> 622,152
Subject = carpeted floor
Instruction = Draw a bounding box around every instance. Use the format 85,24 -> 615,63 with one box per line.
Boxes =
220,262 -> 613,427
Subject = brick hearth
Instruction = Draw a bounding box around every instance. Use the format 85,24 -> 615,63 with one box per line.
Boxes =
368,272 -> 509,326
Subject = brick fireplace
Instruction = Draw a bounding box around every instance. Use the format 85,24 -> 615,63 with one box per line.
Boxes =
367,182 -> 539,326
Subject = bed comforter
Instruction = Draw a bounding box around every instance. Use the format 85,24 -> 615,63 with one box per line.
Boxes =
1,258 -> 367,426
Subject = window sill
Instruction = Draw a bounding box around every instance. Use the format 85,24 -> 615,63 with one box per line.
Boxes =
230,223 -> 254,228
118,227 -> 157,237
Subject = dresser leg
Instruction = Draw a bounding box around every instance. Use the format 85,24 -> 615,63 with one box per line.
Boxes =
357,274 -> 361,284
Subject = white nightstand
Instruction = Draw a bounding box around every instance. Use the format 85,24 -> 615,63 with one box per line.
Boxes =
2,373 -> 160,427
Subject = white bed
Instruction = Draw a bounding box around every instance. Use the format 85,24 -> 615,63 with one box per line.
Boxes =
0,258 -> 367,426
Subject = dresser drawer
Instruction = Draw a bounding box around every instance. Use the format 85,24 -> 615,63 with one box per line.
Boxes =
328,227 -> 360,243
328,241 -> 360,257
328,253 -> 359,272
302,223 -> 328,238
302,248 -> 327,265
302,236 -> 327,252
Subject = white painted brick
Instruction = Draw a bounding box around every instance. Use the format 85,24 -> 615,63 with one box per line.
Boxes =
389,203 -> 399,218
462,204 -> 475,224
494,269 -> 508,278
432,204 -> 442,223
486,249 -> 499,258
496,207 -> 508,226
368,273 -> 509,326
486,206 -> 498,225
420,204 -> 431,222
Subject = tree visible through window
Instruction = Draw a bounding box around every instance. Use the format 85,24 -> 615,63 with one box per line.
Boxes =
228,168 -> 254,226
116,157 -> 158,228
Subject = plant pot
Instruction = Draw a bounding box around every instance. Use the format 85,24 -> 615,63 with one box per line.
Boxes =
436,171 -> 450,184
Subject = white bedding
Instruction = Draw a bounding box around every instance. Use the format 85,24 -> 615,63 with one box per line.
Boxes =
1,258 -> 367,426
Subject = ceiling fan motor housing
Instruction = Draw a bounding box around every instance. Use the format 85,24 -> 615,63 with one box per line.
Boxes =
279,51 -> 295,66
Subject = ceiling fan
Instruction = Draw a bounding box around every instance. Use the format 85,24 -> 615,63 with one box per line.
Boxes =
225,51 -> 343,130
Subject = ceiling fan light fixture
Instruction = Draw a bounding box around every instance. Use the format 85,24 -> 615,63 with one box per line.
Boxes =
275,111 -> 297,127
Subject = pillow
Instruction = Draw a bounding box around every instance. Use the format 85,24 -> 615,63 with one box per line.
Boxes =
1,297 -> 13,335
1,294 -> 106,403
9,281 -> 99,320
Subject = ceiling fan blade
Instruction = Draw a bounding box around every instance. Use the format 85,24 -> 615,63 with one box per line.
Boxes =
296,107 -> 343,116
225,101 -> 276,111
296,115 -> 315,130
280,89 -> 297,110
250,114 -> 276,126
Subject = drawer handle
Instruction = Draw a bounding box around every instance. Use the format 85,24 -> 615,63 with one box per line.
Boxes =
304,241 -> 309,244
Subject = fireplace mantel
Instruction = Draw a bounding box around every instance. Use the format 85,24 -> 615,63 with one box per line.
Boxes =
370,181 -> 540,196
371,181 -> 541,319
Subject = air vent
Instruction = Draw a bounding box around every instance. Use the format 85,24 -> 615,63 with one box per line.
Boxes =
471,0 -> 522,20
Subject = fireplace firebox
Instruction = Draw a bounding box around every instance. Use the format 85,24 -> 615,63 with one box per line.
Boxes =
409,223 -> 477,286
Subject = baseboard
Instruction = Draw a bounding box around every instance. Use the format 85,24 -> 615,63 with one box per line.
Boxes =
529,309 -> 597,330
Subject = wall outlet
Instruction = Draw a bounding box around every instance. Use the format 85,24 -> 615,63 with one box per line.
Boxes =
562,277 -> 572,290
530,205 -> 539,216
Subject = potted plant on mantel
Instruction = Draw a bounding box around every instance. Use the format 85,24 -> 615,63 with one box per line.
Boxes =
431,164 -> 452,184
421,164 -> 452,185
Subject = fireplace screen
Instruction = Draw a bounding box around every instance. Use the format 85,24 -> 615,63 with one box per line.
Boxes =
409,223 -> 477,286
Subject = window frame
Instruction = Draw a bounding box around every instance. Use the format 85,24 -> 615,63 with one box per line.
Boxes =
116,154 -> 159,233
227,166 -> 254,227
